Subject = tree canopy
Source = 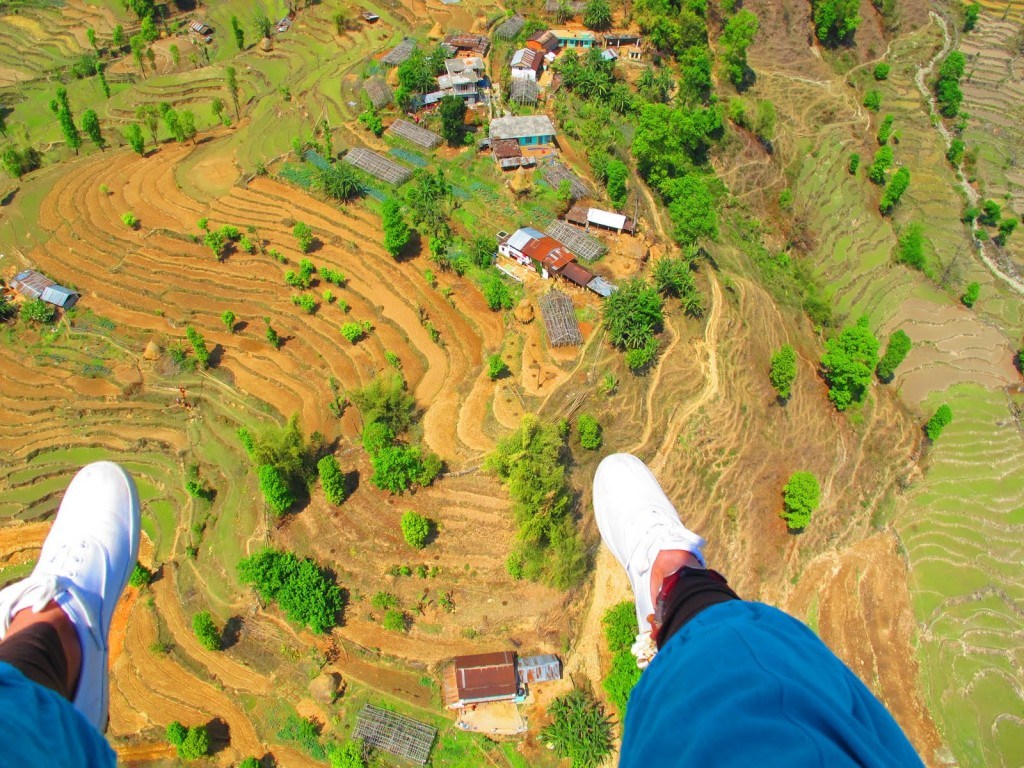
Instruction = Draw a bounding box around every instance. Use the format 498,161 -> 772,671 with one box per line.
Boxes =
238,547 -> 345,634
811,0 -> 861,44
603,277 -> 663,352
781,471 -> 820,531
925,404 -> 953,441
541,689 -> 613,768
820,316 -> 879,410
876,329 -> 911,382
438,95 -> 466,145
769,344 -> 798,400
400,510 -> 432,548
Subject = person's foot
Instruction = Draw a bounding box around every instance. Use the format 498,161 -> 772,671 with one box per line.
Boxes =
593,453 -> 705,666
0,461 -> 140,730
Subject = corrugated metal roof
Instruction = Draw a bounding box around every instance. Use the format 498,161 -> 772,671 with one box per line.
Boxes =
40,286 -> 78,307
489,115 -> 556,141
11,270 -> 55,300
560,261 -> 593,287
517,654 -> 562,684
588,207 -> 627,230
450,651 -> 518,704
588,276 -> 616,297
507,227 -> 544,251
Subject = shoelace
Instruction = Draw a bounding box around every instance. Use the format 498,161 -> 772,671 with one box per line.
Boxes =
0,545 -> 104,651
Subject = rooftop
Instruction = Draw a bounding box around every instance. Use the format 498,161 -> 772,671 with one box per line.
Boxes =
489,115 -> 556,141
443,651 -> 518,706
511,48 -> 542,71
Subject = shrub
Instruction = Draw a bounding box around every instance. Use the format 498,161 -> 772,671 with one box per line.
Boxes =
239,759 -> 260,768
867,145 -> 893,184
895,224 -> 928,273
487,353 -> 508,380
166,721 -> 187,747
769,344 -> 797,400
20,299 -> 55,324
577,414 -> 603,450
946,139 -> 965,165
317,455 -> 346,504
221,310 -> 236,332
326,741 -> 366,768
371,445 -> 423,493
848,153 -> 860,174
781,471 -> 820,531
351,375 -> 415,434
258,464 -> 295,517
876,329 -> 911,382
481,271 -> 514,311
400,510 -> 432,549
879,167 -> 910,214
237,547 -> 345,633
121,211 -> 138,228
371,591 -> 399,610
192,611 -> 221,651
167,722 -> 209,760
383,608 -> 409,632
129,562 -> 152,588
876,114 -> 894,145
340,322 -> 366,344
291,294 -> 318,314
293,221 -> 314,253
873,62 -> 890,80
925,404 -> 953,440
541,690 -> 613,768
603,644 -> 641,716
958,282 -> 980,310
185,325 -> 209,369
862,90 -> 881,111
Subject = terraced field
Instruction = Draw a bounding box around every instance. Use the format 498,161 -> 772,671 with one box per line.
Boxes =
746,3 -> 1024,764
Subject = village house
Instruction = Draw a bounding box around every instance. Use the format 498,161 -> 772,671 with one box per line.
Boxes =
488,115 -> 556,148
499,227 -> 574,279
566,205 -> 636,235
510,48 -> 543,81
551,29 -> 596,49
526,30 -> 560,61
442,652 -> 520,710
442,32 -> 490,58
10,270 -> 79,308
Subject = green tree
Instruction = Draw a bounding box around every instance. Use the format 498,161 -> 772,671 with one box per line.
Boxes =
665,173 -> 718,244
371,446 -> 424,493
239,759 -> 260,768
351,374 -> 415,434
925,404 -> 953,441
121,211 -> 138,228
812,0 -> 861,44
652,256 -> 703,316
406,168 -> 454,241
867,145 -> 893,184
179,110 -> 197,144
438,95 -> 466,145
95,61 -> 110,99
254,10 -> 273,39
20,299 -> 55,324
603,278 -> 663,352
876,329 -> 911,382
879,167 -> 910,214
311,164 -> 361,202
995,217 -> 1017,246
963,3 -> 981,31
577,414 -> 602,449
231,15 -> 245,50
327,741 -> 366,768
293,221 -> 313,253
876,114 -> 894,145
221,310 -> 236,333
401,510 -> 432,548
226,66 -> 241,119
51,87 -> 82,155
719,9 -> 759,88
863,90 -> 882,111
238,547 -> 345,633
781,471 -> 820,531
873,62 -> 890,80
169,44 -> 180,68
124,123 -> 146,155
820,316 -> 879,410
541,690 -> 613,768
129,562 -> 153,588
140,14 -> 158,43
605,158 -> 628,209
340,321 -> 367,343
946,139 -> 965,165
87,28 -> 97,49
848,153 -> 860,174
979,199 -> 1001,225
362,421 -> 395,456
80,109 -> 103,148
487,353 -> 509,380
935,52 -> 965,118
961,281 -> 980,307
318,455 -> 346,504
481,271 -> 514,311
179,726 -> 210,760
769,344 -> 797,400
112,24 -> 125,48
382,608 -> 409,631
358,109 -> 384,136
381,197 -> 411,258
136,104 -> 159,147
258,464 -> 295,517
583,0 -> 613,30
205,229 -> 227,260
895,223 -> 928,273
192,611 -> 221,650
166,721 -> 187,747
129,34 -> 146,74
185,325 -> 210,369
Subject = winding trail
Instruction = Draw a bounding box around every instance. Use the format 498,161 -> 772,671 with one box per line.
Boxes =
914,10 -> 1024,294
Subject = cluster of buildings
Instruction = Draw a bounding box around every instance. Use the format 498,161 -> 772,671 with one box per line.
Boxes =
498,226 -> 616,297
442,650 -> 561,731
385,33 -> 494,109
509,29 -> 644,84
9,270 -> 78,309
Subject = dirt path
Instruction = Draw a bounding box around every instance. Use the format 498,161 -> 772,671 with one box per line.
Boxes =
914,10 -> 1024,294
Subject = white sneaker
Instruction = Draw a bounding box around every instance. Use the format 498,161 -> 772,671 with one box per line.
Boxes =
593,453 -> 705,666
0,461 -> 140,731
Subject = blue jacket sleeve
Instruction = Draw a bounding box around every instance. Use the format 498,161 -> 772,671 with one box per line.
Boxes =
0,662 -> 116,768
620,601 -> 923,767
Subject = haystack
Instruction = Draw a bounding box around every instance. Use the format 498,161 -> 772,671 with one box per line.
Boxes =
309,671 -> 343,704
428,22 -> 444,39
509,166 -> 533,197
143,339 -> 161,360
514,298 -> 534,324
260,36 -> 273,52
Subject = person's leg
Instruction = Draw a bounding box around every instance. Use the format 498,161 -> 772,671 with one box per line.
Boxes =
0,461 -> 140,732
0,599 -> 81,699
594,453 -> 923,767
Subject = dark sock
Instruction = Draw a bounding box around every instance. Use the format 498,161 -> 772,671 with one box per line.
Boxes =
657,568 -> 741,650
0,620 -> 72,700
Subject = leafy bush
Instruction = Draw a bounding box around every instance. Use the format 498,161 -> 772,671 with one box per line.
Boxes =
867,145 -> 893,184
371,445 -> 435,493
121,211 -> 138,228
873,62 -> 890,80
925,404 -> 953,440
487,353 -> 508,380
879,167 -> 910,214
237,547 -> 345,633
192,611 -> 221,651
820,316 -> 879,410
129,562 -> 152,588
481,271 -> 514,311
603,644 -> 641,716
624,337 -> 659,372
326,741 -> 366,768
963,2 -> 980,31
293,221 -> 314,253
935,52 -> 965,118
541,689 -> 613,768
258,464 -> 295,517
317,455 -> 346,504
381,197 -> 411,258
383,608 -> 409,632
351,375 -> 415,434
166,722 -> 209,760
848,153 -> 860,174
185,325 -> 209,369
400,510 -> 432,549
292,294 -> 318,314
362,421 -> 396,456
863,90 -> 881,111
340,321 -> 367,343
371,591 -> 399,610
239,758 -> 260,768
221,310 -> 236,332
278,714 -> 326,760
961,281 -> 980,307
895,224 -> 928,273
876,329 -> 911,382
20,299 -> 55,324
876,114 -> 894,145
946,139 -> 965,165
603,601 -> 637,653
652,257 -> 703,317
577,414 -> 602,450
769,344 -> 797,400
781,471 -> 820,531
